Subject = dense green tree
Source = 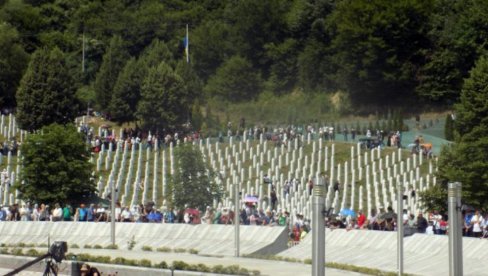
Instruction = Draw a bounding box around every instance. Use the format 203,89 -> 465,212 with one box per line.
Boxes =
417,0 -> 488,104
16,47 -> 78,131
16,123 -> 95,206
0,0 -> 44,52
137,62 -> 188,131
168,144 -> 222,211
94,35 -> 129,111
0,23 -> 29,108
108,57 -> 141,124
444,113 -> 454,141
327,0 -> 432,105
205,55 -> 262,102
431,56 -> 488,210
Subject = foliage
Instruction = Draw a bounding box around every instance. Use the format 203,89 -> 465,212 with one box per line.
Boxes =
137,61 -> 188,132
94,35 -> 129,111
434,56 -> 488,210
169,144 -> 222,211
16,47 -> 78,131
15,124 -> 95,206
205,55 -> 262,102
0,22 -> 29,108
418,183 -> 448,213
444,114 -> 454,141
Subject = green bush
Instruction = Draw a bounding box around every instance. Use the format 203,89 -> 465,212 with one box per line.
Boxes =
141,245 -> 153,251
71,244 -> 80,249
17,242 -> 26,248
93,245 -> 103,249
139,259 -> 152,267
0,248 -> 8,254
104,244 -> 118,249
173,248 -> 186,253
154,261 -> 168,269
156,247 -> 171,252
83,244 -> 92,249
127,236 -> 136,250
173,260 -> 189,270
10,248 -> 23,256
25,249 -> 40,257
189,248 -> 199,254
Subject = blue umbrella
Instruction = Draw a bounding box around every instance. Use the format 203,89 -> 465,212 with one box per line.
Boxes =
340,208 -> 357,217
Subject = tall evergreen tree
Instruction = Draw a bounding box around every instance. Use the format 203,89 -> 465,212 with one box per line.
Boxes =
108,57 -> 141,124
16,47 -> 78,131
137,62 -> 188,132
427,56 -> 488,210
94,35 -> 129,111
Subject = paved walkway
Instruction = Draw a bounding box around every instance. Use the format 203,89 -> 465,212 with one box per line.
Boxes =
68,248 -> 364,276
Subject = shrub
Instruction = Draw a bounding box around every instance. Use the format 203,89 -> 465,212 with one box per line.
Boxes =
93,245 -> 103,249
156,247 -> 171,252
154,261 -> 168,269
139,259 -> 152,267
127,236 -> 136,250
83,245 -> 92,249
71,244 -> 80,249
141,245 -> 153,251
10,248 -> 23,256
189,248 -> 199,254
25,249 -> 40,257
172,260 -> 189,270
104,244 -> 118,249
173,248 -> 186,253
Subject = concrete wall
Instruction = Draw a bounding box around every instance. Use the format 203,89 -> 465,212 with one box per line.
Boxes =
279,229 -> 488,276
0,222 -> 288,256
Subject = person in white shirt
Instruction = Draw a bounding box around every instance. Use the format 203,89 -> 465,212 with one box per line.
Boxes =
52,203 -> 63,221
96,205 -> 106,222
471,210 -> 484,238
121,207 -> 132,222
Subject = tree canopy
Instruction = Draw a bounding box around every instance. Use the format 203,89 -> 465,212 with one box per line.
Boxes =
2,0 -> 488,119
16,47 -> 78,131
16,123 -> 96,206
422,56 -> 488,210
169,144 -> 222,211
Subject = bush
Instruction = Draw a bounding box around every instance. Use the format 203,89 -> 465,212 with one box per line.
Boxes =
154,261 -> 168,269
25,249 -> 40,257
83,245 -> 92,249
93,245 -> 103,249
71,244 -> 80,249
10,248 -> 23,256
173,248 -> 186,253
189,248 -> 199,254
156,247 -> 171,252
104,244 -> 118,249
139,259 -> 152,267
141,245 -> 153,251
173,260 -> 189,270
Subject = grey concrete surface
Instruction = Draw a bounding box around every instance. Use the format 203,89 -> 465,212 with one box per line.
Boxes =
279,228 -> 488,276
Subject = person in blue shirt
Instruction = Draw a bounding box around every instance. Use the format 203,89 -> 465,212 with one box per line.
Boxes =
87,204 -> 96,222
78,204 -> 87,221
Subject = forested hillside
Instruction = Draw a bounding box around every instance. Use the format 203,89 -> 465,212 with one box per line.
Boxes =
2,0 -> 488,130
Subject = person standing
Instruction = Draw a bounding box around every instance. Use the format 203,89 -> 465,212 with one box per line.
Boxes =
471,210 -> 484,238
417,213 -> 428,233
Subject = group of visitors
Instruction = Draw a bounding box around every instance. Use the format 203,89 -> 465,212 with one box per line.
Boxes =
325,207 -> 488,238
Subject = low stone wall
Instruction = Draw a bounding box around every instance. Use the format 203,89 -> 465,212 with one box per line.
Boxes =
279,229 -> 488,276
0,222 -> 288,256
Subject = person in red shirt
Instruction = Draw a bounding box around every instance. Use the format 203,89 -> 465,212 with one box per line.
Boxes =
357,210 -> 367,229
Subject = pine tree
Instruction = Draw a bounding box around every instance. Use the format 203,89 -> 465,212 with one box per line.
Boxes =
444,114 -> 454,141
94,36 -> 129,111
16,47 -> 78,131
137,62 -> 188,132
108,57 -> 142,124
